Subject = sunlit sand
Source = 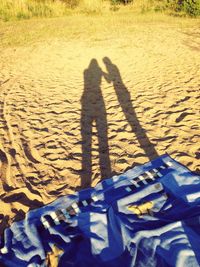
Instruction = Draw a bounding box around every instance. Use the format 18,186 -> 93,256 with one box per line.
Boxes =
0,11 -> 200,243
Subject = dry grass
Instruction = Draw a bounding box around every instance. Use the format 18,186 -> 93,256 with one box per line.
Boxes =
0,0 -> 72,21
0,0 -> 183,22
1,0 -> 200,22
78,0 -> 105,13
0,0 -> 106,21
0,1 -> 200,48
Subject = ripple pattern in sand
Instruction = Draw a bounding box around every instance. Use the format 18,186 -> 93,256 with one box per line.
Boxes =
0,25 -> 200,231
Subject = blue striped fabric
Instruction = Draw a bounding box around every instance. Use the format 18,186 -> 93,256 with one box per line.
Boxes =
0,154 -> 200,266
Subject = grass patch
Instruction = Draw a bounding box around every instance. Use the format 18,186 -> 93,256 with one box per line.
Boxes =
78,0 -> 105,14
0,9 -> 199,48
0,0 -> 200,22
0,0 -> 73,21
0,0 -> 107,21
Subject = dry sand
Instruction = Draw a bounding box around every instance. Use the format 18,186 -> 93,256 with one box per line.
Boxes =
0,22 -> 200,237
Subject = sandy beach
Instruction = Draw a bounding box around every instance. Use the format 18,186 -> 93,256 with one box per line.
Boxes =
0,17 -> 200,239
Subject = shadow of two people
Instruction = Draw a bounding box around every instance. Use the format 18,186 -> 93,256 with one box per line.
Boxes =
80,57 -> 158,188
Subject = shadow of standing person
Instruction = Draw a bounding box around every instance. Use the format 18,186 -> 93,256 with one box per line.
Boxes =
80,59 -> 111,188
103,57 -> 158,161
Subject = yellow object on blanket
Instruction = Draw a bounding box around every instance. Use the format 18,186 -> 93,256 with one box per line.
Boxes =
128,201 -> 154,216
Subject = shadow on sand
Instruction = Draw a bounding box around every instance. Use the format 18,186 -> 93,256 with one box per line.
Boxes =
80,57 -> 158,187
80,59 -> 112,188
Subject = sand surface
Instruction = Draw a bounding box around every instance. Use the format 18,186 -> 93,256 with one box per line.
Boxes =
0,22 -> 200,235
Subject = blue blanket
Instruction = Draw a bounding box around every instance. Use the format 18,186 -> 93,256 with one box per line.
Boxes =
1,154 -> 200,266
